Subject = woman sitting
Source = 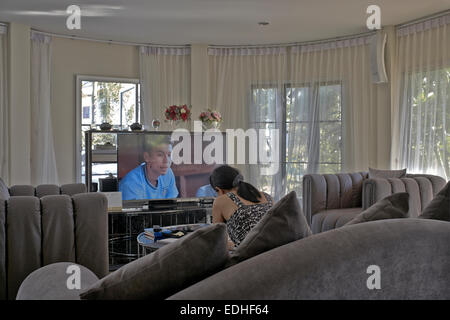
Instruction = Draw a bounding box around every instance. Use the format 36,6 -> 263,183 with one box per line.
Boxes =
210,165 -> 273,249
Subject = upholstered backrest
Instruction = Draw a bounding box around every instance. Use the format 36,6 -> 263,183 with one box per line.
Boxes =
0,192 -> 108,300
362,174 -> 446,217
7,183 -> 87,198
302,172 -> 368,223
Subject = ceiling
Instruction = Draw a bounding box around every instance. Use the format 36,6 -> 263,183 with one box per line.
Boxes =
0,0 -> 449,45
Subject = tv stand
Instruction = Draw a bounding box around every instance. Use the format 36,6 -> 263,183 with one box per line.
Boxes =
108,203 -> 212,271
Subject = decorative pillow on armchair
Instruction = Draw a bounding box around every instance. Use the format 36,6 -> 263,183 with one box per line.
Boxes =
368,167 -> 407,179
79,223 -> 229,300
228,191 -> 312,266
419,181 -> 450,221
344,192 -> 409,226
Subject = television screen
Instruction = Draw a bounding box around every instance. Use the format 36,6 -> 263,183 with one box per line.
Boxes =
117,131 -> 225,200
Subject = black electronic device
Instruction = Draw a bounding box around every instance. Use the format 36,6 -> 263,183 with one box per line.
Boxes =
99,173 -> 118,192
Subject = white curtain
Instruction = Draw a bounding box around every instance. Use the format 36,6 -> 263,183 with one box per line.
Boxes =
207,46 -> 287,199
208,35 -> 390,201
289,33 -> 390,192
139,46 -> 191,131
0,25 -> 8,183
392,14 -> 450,180
30,32 -> 59,185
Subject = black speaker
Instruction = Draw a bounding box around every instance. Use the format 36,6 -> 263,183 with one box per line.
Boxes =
99,174 -> 118,192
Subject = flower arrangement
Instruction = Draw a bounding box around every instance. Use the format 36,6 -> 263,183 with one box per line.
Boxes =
164,104 -> 191,122
199,109 -> 222,129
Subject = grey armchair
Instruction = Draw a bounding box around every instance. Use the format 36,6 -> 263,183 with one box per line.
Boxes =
0,179 -> 108,300
303,172 -> 447,234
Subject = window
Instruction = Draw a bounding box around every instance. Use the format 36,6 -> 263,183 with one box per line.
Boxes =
76,76 -> 141,183
401,67 -> 450,179
252,82 -> 342,200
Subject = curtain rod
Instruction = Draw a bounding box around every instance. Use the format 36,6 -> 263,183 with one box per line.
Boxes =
396,9 -> 450,28
30,28 -> 190,48
208,30 -> 377,49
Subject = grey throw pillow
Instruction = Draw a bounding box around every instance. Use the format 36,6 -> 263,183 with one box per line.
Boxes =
368,167 -> 407,179
344,192 -> 409,226
0,178 -> 9,200
228,191 -> 312,266
79,223 -> 229,300
419,181 -> 450,221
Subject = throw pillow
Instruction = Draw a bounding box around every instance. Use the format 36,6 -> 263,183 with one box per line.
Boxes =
368,167 -> 407,179
419,181 -> 450,221
0,178 -> 9,200
344,192 -> 409,226
228,190 -> 312,266
79,223 -> 229,300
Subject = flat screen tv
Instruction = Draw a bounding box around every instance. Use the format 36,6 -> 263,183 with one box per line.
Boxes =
117,131 -> 226,201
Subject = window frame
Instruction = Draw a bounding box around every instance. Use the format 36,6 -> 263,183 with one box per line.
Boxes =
75,75 -> 141,183
251,80 -> 343,196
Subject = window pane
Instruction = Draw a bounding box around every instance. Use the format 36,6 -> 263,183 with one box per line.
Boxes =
286,163 -> 307,200
318,163 -> 341,174
252,87 -> 278,122
286,86 -> 309,122
286,123 -> 308,162
319,122 -> 342,164
319,84 -> 341,121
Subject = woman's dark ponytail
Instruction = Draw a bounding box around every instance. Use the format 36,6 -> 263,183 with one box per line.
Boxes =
236,181 -> 261,203
210,165 -> 261,203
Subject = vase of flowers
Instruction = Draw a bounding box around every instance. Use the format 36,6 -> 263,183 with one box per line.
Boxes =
199,109 -> 222,130
164,104 -> 191,128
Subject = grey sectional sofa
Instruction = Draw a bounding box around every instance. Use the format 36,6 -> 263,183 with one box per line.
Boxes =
303,172 -> 446,233
16,218 -> 450,300
0,180 -> 109,300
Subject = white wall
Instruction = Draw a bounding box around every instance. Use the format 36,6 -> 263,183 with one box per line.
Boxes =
8,23 -> 30,185
51,37 -> 140,183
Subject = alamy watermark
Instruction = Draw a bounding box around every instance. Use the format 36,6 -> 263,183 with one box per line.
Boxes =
170,121 -> 280,176
66,264 -> 81,290
366,265 -> 381,290
366,5 -> 381,30
66,5 -> 81,30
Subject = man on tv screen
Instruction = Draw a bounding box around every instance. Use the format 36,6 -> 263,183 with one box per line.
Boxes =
119,135 -> 179,200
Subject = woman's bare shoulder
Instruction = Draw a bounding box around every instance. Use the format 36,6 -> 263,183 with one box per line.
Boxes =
214,194 -> 232,206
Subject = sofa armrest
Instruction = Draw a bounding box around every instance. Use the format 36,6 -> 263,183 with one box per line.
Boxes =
302,174 -> 327,226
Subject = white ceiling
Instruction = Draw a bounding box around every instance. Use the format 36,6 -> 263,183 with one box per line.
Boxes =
0,0 -> 449,45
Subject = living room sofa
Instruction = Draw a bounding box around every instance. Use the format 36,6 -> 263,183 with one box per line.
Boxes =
0,180 -> 109,300
15,218 -> 450,300
303,172 -> 446,233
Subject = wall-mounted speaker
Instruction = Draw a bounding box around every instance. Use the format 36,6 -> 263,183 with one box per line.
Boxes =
370,31 -> 388,84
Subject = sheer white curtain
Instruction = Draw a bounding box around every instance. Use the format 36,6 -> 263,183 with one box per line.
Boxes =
139,46 -> 191,131
207,34 -> 390,201
0,25 -> 8,183
207,46 -> 287,199
289,32 -> 390,181
392,14 -> 450,179
30,32 -> 59,185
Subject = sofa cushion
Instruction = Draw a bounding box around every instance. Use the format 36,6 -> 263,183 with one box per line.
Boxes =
311,207 -> 362,234
369,167 -> 406,179
419,181 -> 450,221
228,191 -> 312,266
344,192 -> 409,226
0,178 -> 9,200
79,223 -> 229,300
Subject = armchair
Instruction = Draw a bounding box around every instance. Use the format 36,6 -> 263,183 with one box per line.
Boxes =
302,172 -> 447,234
0,179 -> 108,300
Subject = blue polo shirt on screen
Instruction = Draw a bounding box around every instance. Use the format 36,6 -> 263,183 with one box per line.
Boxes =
119,163 -> 179,200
